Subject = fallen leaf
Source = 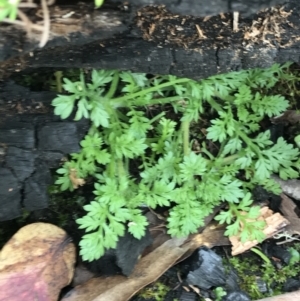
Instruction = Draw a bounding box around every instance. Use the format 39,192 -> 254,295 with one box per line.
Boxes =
69,168 -> 85,189
62,203 -> 289,300
62,237 -> 188,301
62,218 -> 230,301
229,206 -> 289,256
179,221 -> 230,262
0,222 -> 76,301
279,193 -> 300,237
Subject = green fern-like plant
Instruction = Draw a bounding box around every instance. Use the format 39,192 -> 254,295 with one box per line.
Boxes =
52,63 -> 300,262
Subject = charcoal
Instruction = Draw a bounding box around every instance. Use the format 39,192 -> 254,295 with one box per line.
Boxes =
24,162 -> 52,210
0,167 -> 22,220
116,228 -> 153,276
179,290 -> 197,301
85,227 -> 153,276
284,278 -> 300,292
0,122 -> 35,148
38,122 -> 81,154
221,291 -> 251,301
5,146 -> 37,182
186,247 -> 226,290
263,242 -> 291,265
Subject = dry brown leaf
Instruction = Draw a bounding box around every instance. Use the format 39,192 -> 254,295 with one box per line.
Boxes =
62,237 -> 189,301
0,222 -> 76,301
279,193 -> 300,237
179,221 -> 230,262
69,168 -> 85,189
230,206 -> 289,256
62,218 -> 231,301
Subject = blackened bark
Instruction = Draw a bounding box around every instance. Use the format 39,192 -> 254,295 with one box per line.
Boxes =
113,0 -> 287,17
1,0 -> 299,81
0,4 -> 130,63
0,0 -> 299,220
11,0 -> 300,81
0,82 -> 90,221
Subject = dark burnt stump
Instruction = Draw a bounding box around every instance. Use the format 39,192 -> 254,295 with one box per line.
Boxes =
0,82 -> 89,221
1,0 -> 300,80
0,0 -> 300,220
112,0 -> 287,17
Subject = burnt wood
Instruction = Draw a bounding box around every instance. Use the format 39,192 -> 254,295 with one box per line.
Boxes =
0,0 -> 299,81
0,82 -> 90,220
111,0 -> 287,17
20,0 -> 300,80
0,0 -> 299,220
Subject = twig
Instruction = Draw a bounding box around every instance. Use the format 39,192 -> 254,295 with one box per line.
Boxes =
2,0 -> 53,48
195,24 -> 205,39
39,0 -> 50,47
47,0 -> 56,5
2,18 -> 45,32
273,231 -> 300,245
17,8 -> 33,35
233,11 -> 239,32
18,3 -> 37,8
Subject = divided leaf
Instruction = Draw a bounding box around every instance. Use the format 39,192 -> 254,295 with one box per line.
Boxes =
52,95 -> 77,119
51,64 -> 300,263
179,152 -> 207,181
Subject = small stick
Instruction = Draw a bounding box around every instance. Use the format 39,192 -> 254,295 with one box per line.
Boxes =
17,9 -> 33,35
2,17 -> 45,32
18,3 -> 37,8
233,11 -> 239,32
195,24 -> 205,38
39,0 -> 51,47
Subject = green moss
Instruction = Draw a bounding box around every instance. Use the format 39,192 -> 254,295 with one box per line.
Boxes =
138,281 -> 171,301
213,287 -> 227,301
12,68 -> 80,92
47,184 -> 87,228
228,247 -> 300,299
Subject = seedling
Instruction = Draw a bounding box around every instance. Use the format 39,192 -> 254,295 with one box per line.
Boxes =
52,63 -> 300,262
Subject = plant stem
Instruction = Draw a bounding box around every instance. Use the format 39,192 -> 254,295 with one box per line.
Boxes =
200,145 -> 215,160
117,158 -> 126,181
114,95 -> 187,108
251,247 -> 272,265
105,71 -> 119,99
221,153 -> 241,164
112,78 -> 190,106
182,120 -> 190,156
108,158 -> 116,178
149,112 -> 165,124
88,125 -> 98,136
54,71 -> 63,93
80,69 -> 86,89
234,125 -> 261,155
206,97 -> 262,157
